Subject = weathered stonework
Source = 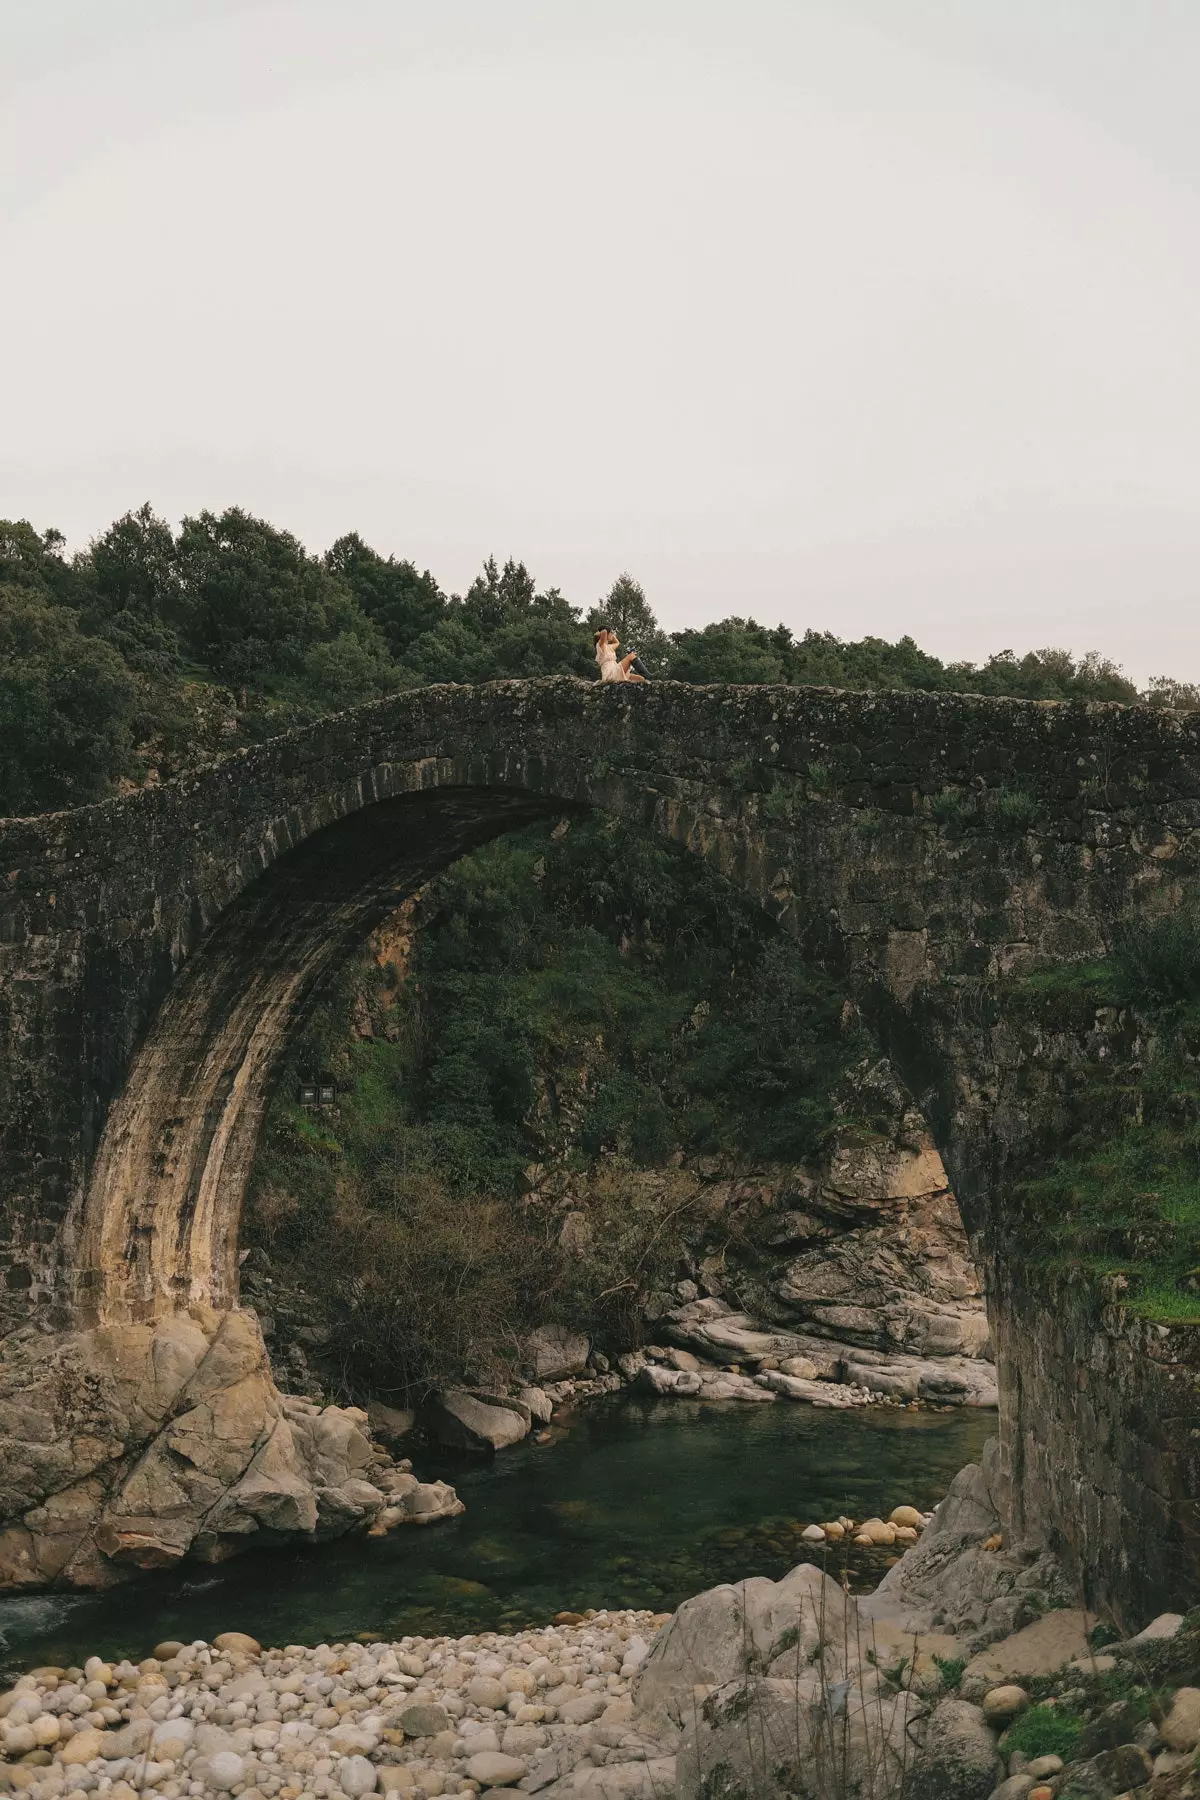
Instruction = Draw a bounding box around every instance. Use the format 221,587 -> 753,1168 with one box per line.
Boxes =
3,676 -> 1200,1604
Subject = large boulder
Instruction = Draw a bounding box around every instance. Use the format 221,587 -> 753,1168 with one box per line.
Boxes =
676,1674 -> 919,1800
0,1306 -> 452,1587
525,1326 -> 590,1381
910,1698 -> 1002,1800
963,1609 -> 1097,1686
422,1389 -> 530,1452
634,1562 -> 858,1729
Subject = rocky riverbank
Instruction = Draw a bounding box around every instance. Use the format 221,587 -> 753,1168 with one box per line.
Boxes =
250,1064 -> 997,1459
3,1447 -> 1199,1800
405,1297 -> 996,1457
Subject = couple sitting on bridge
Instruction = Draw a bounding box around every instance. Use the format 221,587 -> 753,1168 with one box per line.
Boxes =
594,627 -> 650,683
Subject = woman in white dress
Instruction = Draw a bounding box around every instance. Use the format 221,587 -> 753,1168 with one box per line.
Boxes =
594,628 -> 647,682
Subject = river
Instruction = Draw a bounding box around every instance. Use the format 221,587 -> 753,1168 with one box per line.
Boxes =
0,1396 -> 994,1674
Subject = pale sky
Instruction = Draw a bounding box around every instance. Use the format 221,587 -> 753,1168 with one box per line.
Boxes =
3,1 -> 1199,682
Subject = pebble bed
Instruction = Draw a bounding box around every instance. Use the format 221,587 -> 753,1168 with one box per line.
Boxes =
0,1614 -> 676,1800
0,1506 -> 938,1800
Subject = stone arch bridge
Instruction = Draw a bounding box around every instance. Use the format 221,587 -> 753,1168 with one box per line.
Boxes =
3,678 -> 1200,1611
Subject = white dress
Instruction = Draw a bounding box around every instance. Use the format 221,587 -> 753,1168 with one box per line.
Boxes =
596,641 -> 630,682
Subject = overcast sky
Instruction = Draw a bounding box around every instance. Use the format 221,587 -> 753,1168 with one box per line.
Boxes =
3,1 -> 1199,681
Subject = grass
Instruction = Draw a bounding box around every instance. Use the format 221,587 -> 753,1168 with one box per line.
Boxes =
1000,904 -> 1200,1323
1000,1704 -> 1085,1762
931,1654 -> 965,1692
929,782 -> 1042,832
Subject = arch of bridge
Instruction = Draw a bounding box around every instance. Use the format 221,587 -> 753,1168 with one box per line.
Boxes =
1,676 -> 1197,1327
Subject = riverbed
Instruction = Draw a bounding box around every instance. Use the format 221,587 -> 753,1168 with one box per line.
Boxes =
0,1395 -> 994,1673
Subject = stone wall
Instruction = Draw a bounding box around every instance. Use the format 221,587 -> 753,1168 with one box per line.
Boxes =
992,1265 -> 1200,1629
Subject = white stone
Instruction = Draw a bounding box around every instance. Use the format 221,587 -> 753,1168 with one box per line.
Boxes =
339,1755 -> 378,1796
982,1686 -> 1030,1727
1163,1688 -> 1200,1752
1130,1613 -> 1185,1645
464,1751 -> 528,1787
208,1751 -> 246,1791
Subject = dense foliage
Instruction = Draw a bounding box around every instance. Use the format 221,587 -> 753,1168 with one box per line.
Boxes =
3,502 -> 1188,818
246,814 -> 868,1397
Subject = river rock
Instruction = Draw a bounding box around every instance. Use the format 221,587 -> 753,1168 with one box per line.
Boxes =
465,1750 -> 528,1785
398,1700 -> 452,1737
1069,1744 -> 1154,1799
558,1693 -> 606,1725
341,1753 -> 379,1795
422,1391 -> 530,1453
525,1327 -> 590,1381
913,1698 -> 1003,1800
208,1750 -> 247,1791
518,1386 -> 554,1425
988,1776 -> 1035,1800
1162,1687 -> 1200,1751
965,1610 -> 1096,1684
467,1676 -> 510,1709
890,1505 -> 921,1528
60,1727 -> 106,1765
982,1686 -> 1030,1726
1129,1612 -> 1184,1645
367,1401 -> 416,1444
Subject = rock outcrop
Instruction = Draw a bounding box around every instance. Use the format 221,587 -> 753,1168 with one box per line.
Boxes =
0,1307 -> 460,1588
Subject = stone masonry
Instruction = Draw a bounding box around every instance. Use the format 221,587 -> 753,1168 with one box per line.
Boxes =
3,677 -> 1200,1610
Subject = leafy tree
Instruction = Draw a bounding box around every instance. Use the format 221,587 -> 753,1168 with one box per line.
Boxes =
81,504 -> 182,628
175,507 -> 384,687
461,555 -> 538,629
325,534 -> 446,652
0,520 -> 80,603
667,619 -> 787,685
0,585 -> 141,813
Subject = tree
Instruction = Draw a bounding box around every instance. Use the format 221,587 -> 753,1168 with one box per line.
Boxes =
0,585 -> 141,814
461,556 -> 539,629
83,504 -> 182,626
325,534 -> 446,652
0,520 -> 80,605
175,508 -> 390,695
666,619 -> 786,685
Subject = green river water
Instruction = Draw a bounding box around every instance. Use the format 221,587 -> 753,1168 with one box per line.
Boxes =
0,1396 -> 994,1675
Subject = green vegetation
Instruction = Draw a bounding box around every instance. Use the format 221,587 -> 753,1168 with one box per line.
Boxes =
1009,909 -> 1200,1323
931,1654 -> 966,1691
999,1703 -> 1085,1761
246,813 -> 871,1397
929,782 -> 1042,833
2,501 -> 1186,819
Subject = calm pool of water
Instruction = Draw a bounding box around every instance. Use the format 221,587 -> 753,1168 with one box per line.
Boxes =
0,1397 -> 994,1673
